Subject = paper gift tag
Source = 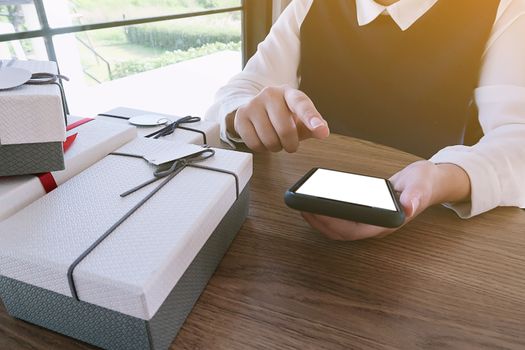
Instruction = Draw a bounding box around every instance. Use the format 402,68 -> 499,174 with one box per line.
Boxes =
0,67 -> 32,90
129,114 -> 172,126
143,144 -> 205,166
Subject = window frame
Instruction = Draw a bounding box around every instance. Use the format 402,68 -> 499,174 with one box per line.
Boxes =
0,0 -> 272,66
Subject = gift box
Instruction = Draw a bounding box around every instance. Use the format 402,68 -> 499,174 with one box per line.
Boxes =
0,60 -> 68,176
98,106 -> 221,147
0,116 -> 137,221
0,138 -> 252,350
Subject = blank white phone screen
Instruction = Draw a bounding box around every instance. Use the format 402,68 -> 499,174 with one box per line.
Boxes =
296,169 -> 397,211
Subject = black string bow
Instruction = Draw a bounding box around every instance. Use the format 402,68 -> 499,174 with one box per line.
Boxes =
145,115 -> 207,144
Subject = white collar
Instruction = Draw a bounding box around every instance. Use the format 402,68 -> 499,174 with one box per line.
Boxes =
355,0 -> 439,31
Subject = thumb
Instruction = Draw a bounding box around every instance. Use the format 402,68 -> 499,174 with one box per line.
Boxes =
283,87 -> 330,140
399,188 -> 422,219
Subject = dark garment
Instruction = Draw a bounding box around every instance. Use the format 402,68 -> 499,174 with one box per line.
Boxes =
299,0 -> 499,158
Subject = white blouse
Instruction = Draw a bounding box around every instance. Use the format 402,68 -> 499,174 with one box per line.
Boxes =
205,0 -> 525,218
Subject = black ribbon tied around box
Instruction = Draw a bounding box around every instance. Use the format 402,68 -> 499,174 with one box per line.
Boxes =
66,148 -> 239,301
0,63 -> 71,125
97,113 -> 207,145
26,72 -> 70,120
26,72 -> 70,125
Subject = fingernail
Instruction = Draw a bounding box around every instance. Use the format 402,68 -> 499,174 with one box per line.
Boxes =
309,117 -> 324,129
411,198 -> 420,215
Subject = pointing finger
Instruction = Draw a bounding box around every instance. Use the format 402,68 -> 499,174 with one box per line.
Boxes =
284,88 -> 330,140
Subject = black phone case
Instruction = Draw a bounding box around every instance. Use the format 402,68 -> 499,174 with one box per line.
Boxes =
284,168 -> 405,228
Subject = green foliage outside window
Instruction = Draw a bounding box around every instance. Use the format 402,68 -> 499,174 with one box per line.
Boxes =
125,23 -> 240,51
112,41 -> 240,79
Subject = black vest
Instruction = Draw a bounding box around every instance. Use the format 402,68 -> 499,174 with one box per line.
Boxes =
299,0 -> 499,158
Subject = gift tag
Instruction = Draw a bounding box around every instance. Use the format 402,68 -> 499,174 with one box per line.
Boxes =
143,144 -> 205,166
0,67 -> 32,90
128,114 -> 172,126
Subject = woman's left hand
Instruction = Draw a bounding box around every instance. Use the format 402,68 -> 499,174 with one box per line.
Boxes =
301,160 -> 471,241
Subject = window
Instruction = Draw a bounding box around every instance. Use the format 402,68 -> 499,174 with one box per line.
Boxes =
0,0 -> 270,117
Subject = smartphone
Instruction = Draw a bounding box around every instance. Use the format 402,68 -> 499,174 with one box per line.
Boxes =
284,168 -> 405,228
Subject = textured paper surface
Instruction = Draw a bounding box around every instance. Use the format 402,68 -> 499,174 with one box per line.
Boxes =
0,60 -> 66,145
143,147 -> 204,166
0,138 -> 252,320
100,106 -> 221,147
0,116 -> 137,221
0,141 -> 64,176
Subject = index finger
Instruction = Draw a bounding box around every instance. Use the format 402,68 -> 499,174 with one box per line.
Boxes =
283,88 -> 330,139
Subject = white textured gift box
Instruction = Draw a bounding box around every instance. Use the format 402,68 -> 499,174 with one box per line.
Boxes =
0,138 -> 252,350
0,60 -> 67,176
0,116 -> 137,221
98,106 -> 221,147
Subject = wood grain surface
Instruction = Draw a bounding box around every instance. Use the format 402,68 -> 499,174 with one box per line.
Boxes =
1,134 -> 524,350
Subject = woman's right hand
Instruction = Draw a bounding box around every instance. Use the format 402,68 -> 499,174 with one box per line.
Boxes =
226,86 -> 330,153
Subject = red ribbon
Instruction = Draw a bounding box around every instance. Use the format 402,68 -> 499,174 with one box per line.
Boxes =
37,172 -> 58,193
63,133 -> 78,152
36,118 -> 94,193
67,118 -> 93,131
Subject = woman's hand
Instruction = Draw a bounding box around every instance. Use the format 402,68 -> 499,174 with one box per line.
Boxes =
226,86 -> 330,152
302,161 -> 471,241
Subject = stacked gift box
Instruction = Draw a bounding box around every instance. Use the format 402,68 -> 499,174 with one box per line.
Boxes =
0,61 -> 253,350
0,60 -> 67,176
0,116 -> 137,221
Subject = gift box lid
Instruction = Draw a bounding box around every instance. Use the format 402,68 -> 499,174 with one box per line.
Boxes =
98,106 -> 221,147
0,138 -> 252,320
0,60 -> 66,145
0,116 -> 137,222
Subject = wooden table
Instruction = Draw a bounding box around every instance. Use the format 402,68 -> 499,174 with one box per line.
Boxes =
2,135 -> 525,349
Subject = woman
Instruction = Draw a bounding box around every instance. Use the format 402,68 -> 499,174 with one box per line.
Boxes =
206,0 -> 525,240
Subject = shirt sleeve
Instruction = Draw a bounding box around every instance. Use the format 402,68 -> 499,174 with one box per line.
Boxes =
429,13 -> 525,218
204,0 -> 313,145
